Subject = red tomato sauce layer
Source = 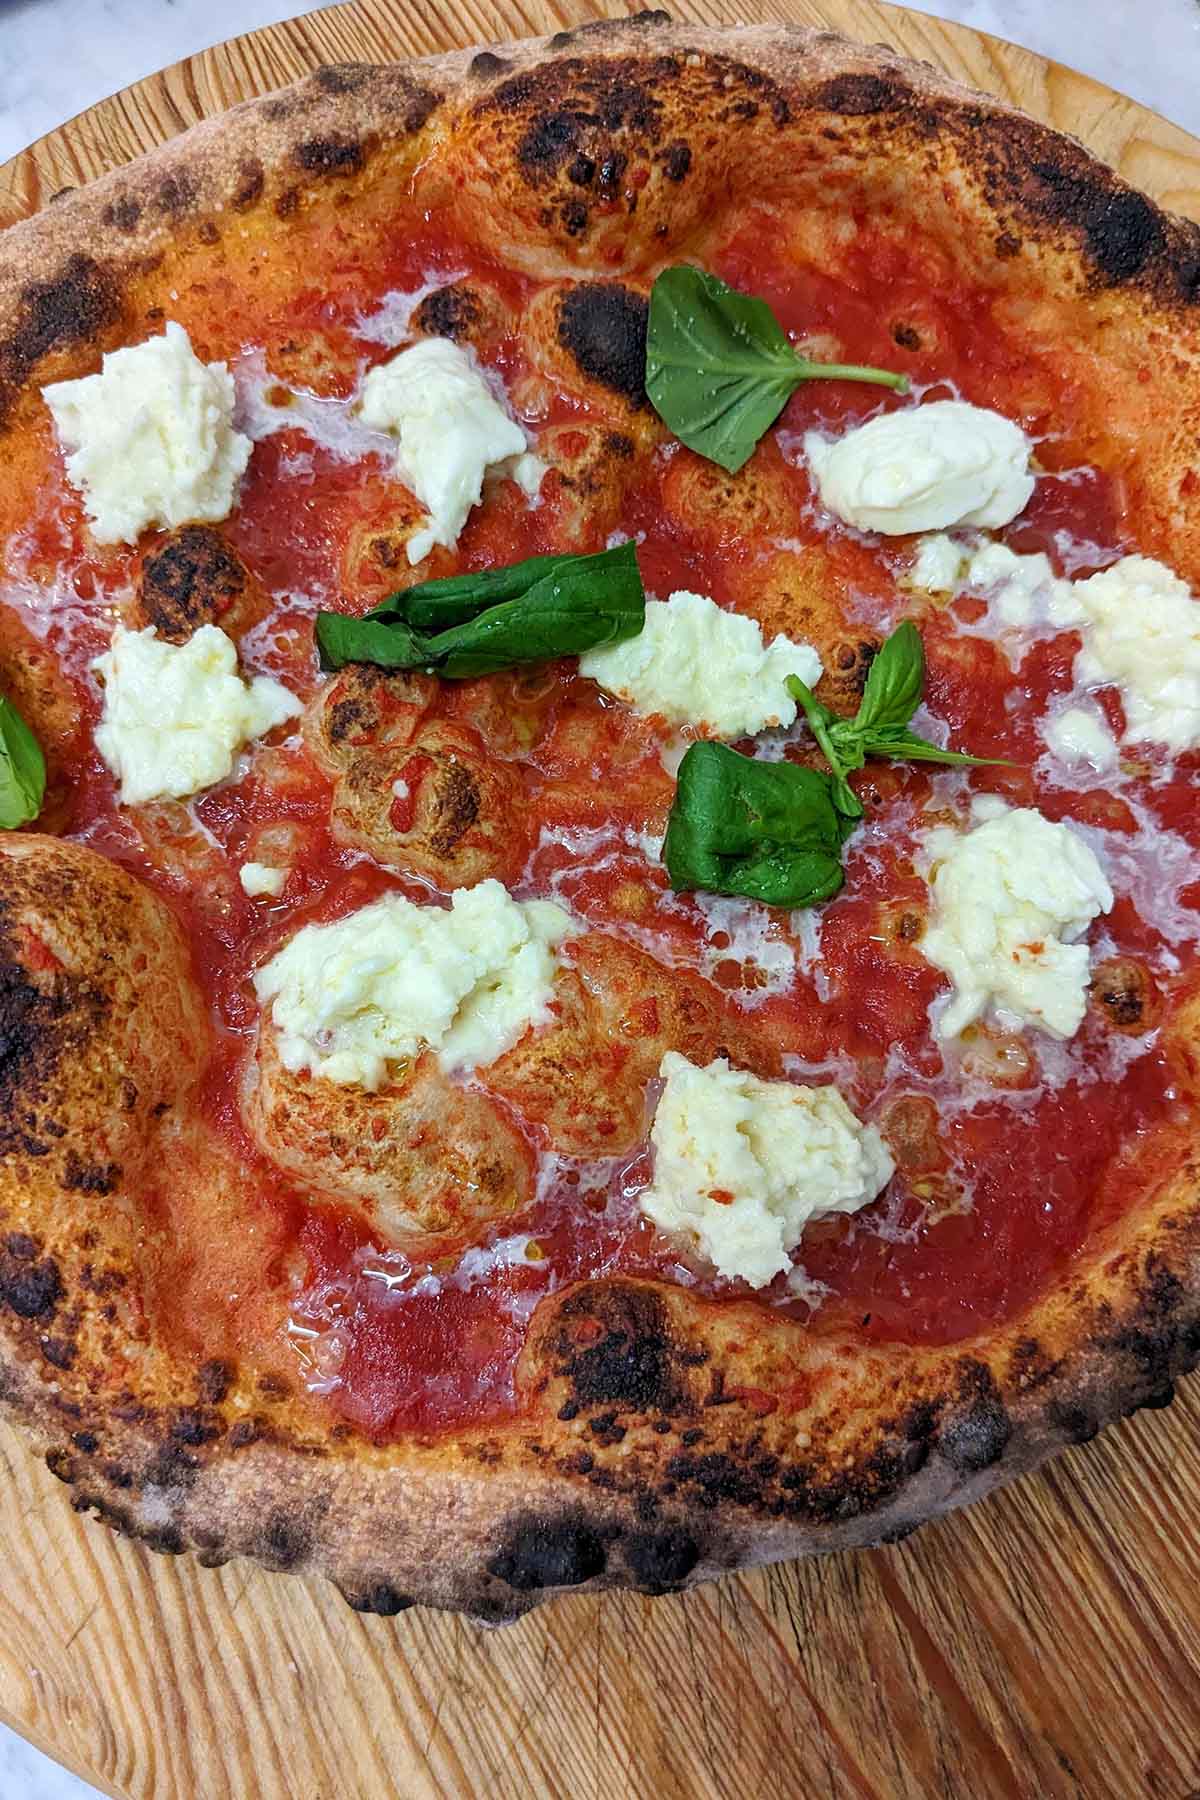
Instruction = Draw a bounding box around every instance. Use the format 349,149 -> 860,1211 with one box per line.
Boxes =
11,209 -> 1195,1440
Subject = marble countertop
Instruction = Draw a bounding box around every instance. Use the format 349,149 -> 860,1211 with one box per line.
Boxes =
0,1 -> 1197,1795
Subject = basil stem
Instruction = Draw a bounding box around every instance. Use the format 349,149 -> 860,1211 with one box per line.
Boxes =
788,620 -> 1004,819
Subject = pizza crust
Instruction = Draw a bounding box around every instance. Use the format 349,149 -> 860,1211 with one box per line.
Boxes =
1,14 -> 1200,1619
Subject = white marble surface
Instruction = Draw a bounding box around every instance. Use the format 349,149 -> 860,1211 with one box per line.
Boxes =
0,1 -> 1196,1796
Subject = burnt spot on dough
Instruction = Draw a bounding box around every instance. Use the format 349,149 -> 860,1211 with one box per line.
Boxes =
548,1281 -> 687,1414
810,73 -> 910,116
0,944 -> 109,1160
381,80 -> 440,136
138,525 -> 249,643
489,1516 -> 607,1590
293,137 -> 367,178
967,111 -> 1200,299
328,695 -> 376,746
143,1441 -> 200,1491
1025,162 -> 1164,284
171,1406 -> 221,1447
1101,1259 -> 1200,1403
313,64 -> 372,96
878,1520 -> 922,1546
0,254 -> 121,428
624,1526 -> 700,1593
935,1359 -> 1012,1473
62,1151 -> 119,1195
101,195 -> 142,233
556,283 -> 649,407
469,51 -> 510,81
254,1508 -> 315,1571
1092,957 -> 1157,1032
0,1241 -> 62,1321
39,1335 -> 75,1370
492,58 -> 669,184
660,141 -> 691,182
340,1580 -> 415,1615
828,637 -> 880,699
425,760 -> 481,856
1046,1400 -> 1099,1444
155,172 -> 196,218
413,282 -> 483,343
232,160 -> 265,211
197,1358 -> 233,1405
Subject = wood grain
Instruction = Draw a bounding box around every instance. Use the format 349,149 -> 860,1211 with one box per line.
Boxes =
2,4 -> 1200,1797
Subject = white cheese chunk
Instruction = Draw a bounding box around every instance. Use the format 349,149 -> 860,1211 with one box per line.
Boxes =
804,401 -> 1034,536
253,880 -> 577,1090
906,532 -> 969,594
1041,705 -> 1119,772
240,862 -> 288,899
911,541 -> 1200,754
357,338 -> 543,564
908,536 -> 1077,632
1063,556 -> 1200,753
94,625 -> 300,806
920,798 -> 1113,1039
42,322 -> 251,545
580,589 -> 821,738
640,1053 -> 894,1289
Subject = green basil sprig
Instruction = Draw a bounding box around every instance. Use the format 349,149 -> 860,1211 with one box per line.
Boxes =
663,742 -> 853,908
316,543 -> 645,678
786,620 -> 1002,820
646,266 -> 909,475
0,696 -> 46,830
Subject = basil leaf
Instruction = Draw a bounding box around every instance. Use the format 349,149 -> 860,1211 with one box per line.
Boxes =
853,620 -> 925,735
788,621 -> 1006,807
378,554 -> 582,633
646,266 -> 909,475
315,612 -> 427,672
663,741 -> 849,908
0,696 -> 46,830
315,543 -> 645,677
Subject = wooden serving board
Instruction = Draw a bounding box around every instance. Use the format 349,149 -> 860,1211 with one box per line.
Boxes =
3,4 -> 1200,1796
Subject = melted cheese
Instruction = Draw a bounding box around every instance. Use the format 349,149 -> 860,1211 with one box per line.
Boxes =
240,862 -> 288,899
93,625 -> 300,806
640,1053 -> 893,1288
43,322 -> 251,544
804,401 -> 1034,535
254,880 -> 577,1090
580,589 -> 821,737
920,797 -> 1113,1039
1066,556 -> 1200,753
357,338 -> 543,563
1041,704 -> 1119,772
911,541 -> 1200,753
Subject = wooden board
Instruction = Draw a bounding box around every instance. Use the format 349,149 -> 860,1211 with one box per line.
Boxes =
3,4 -> 1200,1796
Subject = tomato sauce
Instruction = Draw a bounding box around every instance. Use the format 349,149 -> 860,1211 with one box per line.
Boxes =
7,203 -> 1196,1441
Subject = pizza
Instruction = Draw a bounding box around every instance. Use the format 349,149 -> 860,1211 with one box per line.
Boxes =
0,13 -> 1199,1625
